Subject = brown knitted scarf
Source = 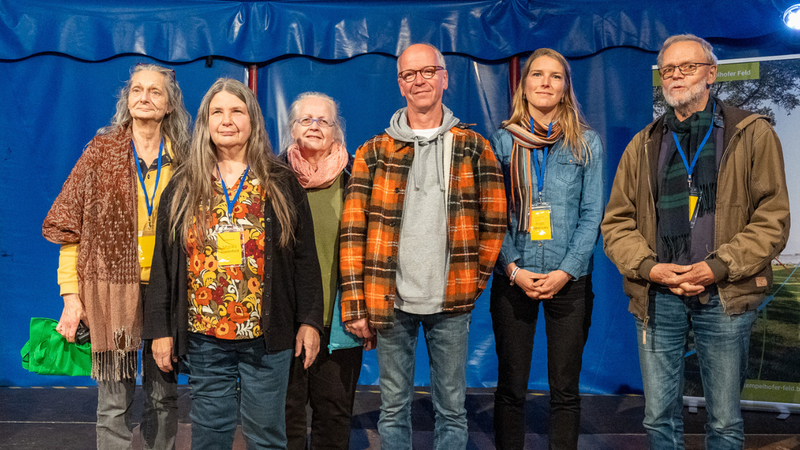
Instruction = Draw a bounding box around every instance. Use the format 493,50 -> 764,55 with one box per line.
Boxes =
43,126 -> 142,381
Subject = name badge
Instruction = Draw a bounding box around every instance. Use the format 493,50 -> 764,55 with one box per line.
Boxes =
529,203 -> 553,241
138,233 -> 156,269
217,226 -> 244,267
689,187 -> 701,229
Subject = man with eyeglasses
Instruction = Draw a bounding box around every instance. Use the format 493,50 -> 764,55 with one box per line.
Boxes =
602,34 -> 789,449
339,43 -> 505,450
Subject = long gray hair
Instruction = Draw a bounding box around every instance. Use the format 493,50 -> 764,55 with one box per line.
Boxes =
99,63 -> 191,163
281,92 -> 346,153
169,78 -> 297,248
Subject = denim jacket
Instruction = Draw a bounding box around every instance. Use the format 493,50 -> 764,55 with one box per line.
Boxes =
491,128 -> 605,279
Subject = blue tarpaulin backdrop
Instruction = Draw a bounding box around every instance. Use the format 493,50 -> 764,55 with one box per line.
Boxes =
1,0 -> 796,390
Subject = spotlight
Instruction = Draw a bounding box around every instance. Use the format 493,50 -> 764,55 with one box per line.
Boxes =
783,4 -> 800,29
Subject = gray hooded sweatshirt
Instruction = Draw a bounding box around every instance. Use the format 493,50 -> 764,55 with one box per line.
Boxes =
385,106 -> 461,314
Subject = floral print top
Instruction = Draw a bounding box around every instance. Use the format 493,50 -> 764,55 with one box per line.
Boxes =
187,172 -> 265,340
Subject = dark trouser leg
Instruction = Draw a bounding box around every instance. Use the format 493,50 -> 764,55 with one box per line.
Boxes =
286,345 -> 311,450
141,339 -> 178,450
542,275 -> 593,450
308,329 -> 363,450
140,283 -> 179,450
491,275 -> 539,450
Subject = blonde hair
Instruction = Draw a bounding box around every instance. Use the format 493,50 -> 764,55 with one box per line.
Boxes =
169,78 -> 296,248
504,48 -> 591,162
99,63 -> 191,164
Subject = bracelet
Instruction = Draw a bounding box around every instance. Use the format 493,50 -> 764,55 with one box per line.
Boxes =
509,267 -> 520,285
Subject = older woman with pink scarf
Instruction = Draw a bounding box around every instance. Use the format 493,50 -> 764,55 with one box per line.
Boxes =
281,92 -> 363,450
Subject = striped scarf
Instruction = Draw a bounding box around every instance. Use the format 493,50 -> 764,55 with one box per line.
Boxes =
506,120 -> 563,231
657,99 -> 717,263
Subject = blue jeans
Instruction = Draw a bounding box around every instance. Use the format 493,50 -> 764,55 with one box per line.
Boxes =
376,309 -> 471,450
184,333 -> 292,450
636,290 -> 756,450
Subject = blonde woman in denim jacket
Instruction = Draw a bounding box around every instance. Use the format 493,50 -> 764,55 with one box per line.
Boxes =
489,48 -> 605,450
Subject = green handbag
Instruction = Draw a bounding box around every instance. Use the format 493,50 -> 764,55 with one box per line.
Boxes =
21,317 -> 92,376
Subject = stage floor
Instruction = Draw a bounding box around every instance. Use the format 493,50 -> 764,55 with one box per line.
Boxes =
1,386 -> 798,449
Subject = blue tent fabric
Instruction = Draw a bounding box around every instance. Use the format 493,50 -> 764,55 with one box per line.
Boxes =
0,0 -> 786,62
1,0 -> 793,389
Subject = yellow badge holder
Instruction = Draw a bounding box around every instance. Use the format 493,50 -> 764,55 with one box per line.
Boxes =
530,203 -> 553,241
689,187 -> 701,229
215,164 -> 250,268
138,232 -> 156,269
217,227 -> 244,267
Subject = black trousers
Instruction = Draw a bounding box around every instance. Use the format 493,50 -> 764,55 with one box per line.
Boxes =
491,274 -> 593,450
285,327 -> 363,450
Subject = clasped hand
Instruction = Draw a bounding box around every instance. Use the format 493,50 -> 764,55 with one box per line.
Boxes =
508,263 -> 571,300
649,261 -> 714,296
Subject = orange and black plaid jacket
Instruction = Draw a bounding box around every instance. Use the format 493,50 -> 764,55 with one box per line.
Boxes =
339,125 -> 506,329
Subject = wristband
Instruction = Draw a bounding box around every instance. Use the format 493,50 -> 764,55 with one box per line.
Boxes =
509,266 -> 520,285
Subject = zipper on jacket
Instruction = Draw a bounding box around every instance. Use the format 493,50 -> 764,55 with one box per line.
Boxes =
642,138 -> 654,346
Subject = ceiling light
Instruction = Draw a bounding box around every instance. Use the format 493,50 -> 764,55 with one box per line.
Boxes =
783,4 -> 800,29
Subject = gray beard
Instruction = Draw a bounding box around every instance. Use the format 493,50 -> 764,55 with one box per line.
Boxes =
663,82 -> 708,119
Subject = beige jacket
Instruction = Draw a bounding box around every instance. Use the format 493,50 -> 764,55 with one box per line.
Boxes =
601,101 -> 790,322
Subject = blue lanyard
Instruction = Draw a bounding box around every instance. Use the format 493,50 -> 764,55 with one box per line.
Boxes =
217,164 -> 250,219
671,102 -> 716,188
530,119 -> 553,203
131,139 -> 163,218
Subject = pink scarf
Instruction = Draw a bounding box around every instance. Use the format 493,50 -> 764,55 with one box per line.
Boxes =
287,142 -> 349,189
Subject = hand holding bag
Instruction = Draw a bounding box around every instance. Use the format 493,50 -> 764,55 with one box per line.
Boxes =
21,317 -> 91,376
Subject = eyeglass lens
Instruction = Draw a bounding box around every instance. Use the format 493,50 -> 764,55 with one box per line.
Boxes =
660,63 -> 705,79
399,66 -> 441,82
297,117 -> 333,127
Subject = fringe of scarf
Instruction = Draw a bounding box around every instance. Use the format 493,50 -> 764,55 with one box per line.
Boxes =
91,326 -> 141,381
91,351 -> 139,381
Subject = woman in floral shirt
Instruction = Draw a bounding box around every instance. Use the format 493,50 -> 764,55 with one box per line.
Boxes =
144,78 -> 323,449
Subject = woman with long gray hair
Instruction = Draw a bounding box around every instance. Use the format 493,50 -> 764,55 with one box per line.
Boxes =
144,78 -> 323,449
281,92 -> 363,450
43,63 -> 190,449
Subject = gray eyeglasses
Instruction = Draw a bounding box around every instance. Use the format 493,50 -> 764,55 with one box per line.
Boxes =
296,117 -> 335,128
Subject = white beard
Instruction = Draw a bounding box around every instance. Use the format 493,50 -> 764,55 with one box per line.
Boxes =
663,81 -> 709,118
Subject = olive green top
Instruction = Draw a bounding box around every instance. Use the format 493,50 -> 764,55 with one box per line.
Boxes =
306,173 -> 344,327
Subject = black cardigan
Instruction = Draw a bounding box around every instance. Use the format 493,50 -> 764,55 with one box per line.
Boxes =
142,168 -> 324,357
